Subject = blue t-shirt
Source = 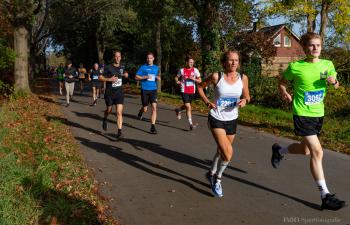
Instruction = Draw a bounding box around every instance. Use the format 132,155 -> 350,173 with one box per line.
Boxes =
136,64 -> 159,90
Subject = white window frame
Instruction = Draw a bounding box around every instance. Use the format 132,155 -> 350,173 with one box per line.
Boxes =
284,35 -> 291,47
273,34 -> 281,47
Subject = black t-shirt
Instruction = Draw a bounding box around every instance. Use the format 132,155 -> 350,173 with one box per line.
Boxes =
90,69 -> 100,80
64,66 -> 78,83
104,64 -> 126,92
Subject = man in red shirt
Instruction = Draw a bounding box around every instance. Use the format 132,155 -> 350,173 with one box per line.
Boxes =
174,56 -> 202,130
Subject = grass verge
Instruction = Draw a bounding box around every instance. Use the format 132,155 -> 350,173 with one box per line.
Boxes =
0,93 -> 118,224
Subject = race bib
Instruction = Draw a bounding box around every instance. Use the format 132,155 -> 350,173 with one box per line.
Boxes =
112,78 -> 122,87
217,97 -> 238,109
185,80 -> 194,86
147,74 -> 156,81
93,75 -> 98,80
304,90 -> 324,105
120,68 -> 124,74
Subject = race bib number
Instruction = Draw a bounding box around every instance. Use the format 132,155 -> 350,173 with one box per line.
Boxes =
217,97 -> 238,109
147,74 -> 156,81
93,75 -> 98,80
185,80 -> 194,86
112,78 -> 122,87
304,90 -> 324,105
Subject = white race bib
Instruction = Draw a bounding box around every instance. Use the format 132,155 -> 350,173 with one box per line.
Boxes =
112,78 -> 122,87
147,74 -> 156,81
217,97 -> 238,110
304,90 -> 324,105
185,80 -> 194,86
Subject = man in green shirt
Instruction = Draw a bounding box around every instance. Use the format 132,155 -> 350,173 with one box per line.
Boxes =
271,32 -> 345,210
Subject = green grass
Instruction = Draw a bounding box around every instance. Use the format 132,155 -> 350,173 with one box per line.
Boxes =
147,86 -> 349,154
0,95 -> 117,225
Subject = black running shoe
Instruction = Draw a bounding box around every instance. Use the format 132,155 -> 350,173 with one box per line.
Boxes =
271,143 -> 283,169
137,111 -> 143,120
116,131 -> 123,139
189,123 -> 197,131
205,171 -> 215,189
102,118 -> 108,131
321,193 -> 346,210
150,124 -> 157,134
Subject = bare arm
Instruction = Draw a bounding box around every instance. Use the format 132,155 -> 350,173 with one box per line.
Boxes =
278,76 -> 292,103
197,72 -> 219,109
238,74 -> 251,107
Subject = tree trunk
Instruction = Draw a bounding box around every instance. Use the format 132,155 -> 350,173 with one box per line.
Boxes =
320,0 -> 330,42
156,18 -> 162,92
307,13 -> 316,32
97,39 -> 105,65
14,26 -> 30,93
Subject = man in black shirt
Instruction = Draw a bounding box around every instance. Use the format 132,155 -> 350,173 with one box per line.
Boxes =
64,60 -> 78,107
99,51 -> 128,139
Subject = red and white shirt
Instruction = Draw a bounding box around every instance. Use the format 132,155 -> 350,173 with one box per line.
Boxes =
177,67 -> 201,94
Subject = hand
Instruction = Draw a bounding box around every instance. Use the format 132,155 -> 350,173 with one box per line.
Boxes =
111,76 -> 118,82
238,99 -> 247,108
176,81 -> 181,85
282,92 -> 292,103
206,102 -> 217,109
327,76 -> 336,85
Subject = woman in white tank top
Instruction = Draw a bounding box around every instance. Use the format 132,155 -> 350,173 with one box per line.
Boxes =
197,50 -> 250,197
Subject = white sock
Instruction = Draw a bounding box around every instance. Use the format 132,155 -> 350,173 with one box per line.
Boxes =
210,152 -> 220,175
316,179 -> 330,198
188,118 -> 193,125
217,157 -> 230,178
279,146 -> 289,154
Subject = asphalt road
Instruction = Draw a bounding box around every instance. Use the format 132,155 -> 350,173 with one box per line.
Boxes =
56,83 -> 349,225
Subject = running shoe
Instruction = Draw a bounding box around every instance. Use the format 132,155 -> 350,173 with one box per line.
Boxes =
206,171 -> 215,189
271,143 -> 283,169
321,193 -> 346,210
137,111 -> 143,120
189,124 -> 197,131
116,131 -> 123,139
66,103 -> 70,107
175,108 -> 181,120
213,178 -> 223,197
102,118 -> 108,131
150,124 -> 157,134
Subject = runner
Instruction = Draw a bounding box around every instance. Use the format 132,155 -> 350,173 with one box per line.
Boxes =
99,60 -> 106,98
99,51 -> 128,139
78,63 -> 87,94
198,50 -> 250,197
56,63 -> 65,95
64,60 -> 78,107
271,32 -> 345,210
135,52 -> 161,134
88,63 -> 102,106
174,56 -> 202,130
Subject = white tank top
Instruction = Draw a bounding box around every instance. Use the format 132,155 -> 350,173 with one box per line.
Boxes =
210,73 -> 243,121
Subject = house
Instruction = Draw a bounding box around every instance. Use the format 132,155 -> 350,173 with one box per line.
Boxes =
259,24 -> 305,76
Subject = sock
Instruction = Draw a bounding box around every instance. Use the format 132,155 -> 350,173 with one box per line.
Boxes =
279,146 -> 289,154
210,152 -> 220,175
188,118 -> 193,125
316,179 -> 330,198
216,157 -> 230,178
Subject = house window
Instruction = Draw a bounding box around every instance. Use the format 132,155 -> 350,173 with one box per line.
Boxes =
284,36 -> 291,47
273,34 -> 281,47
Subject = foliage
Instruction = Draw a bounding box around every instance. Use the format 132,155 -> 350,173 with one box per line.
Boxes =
322,47 -> 350,85
0,38 -> 15,71
0,94 -> 117,224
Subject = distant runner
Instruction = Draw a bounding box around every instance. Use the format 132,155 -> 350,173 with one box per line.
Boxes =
64,60 -> 78,107
174,56 -> 202,130
56,63 -> 65,95
88,63 -> 102,106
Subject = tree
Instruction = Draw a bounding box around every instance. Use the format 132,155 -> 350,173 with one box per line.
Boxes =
1,0 -> 44,93
263,0 -> 350,44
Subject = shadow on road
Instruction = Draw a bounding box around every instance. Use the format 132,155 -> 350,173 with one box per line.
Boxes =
76,137 -> 213,197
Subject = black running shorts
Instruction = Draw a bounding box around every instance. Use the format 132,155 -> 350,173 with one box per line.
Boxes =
104,90 -> 124,106
181,93 -> 195,104
208,114 -> 237,135
141,89 -> 157,106
92,80 -> 102,89
293,115 -> 324,136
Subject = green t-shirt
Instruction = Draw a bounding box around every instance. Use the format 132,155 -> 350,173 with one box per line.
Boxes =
283,59 -> 337,117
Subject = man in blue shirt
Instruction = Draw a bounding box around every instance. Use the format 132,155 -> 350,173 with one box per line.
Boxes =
135,52 -> 161,134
